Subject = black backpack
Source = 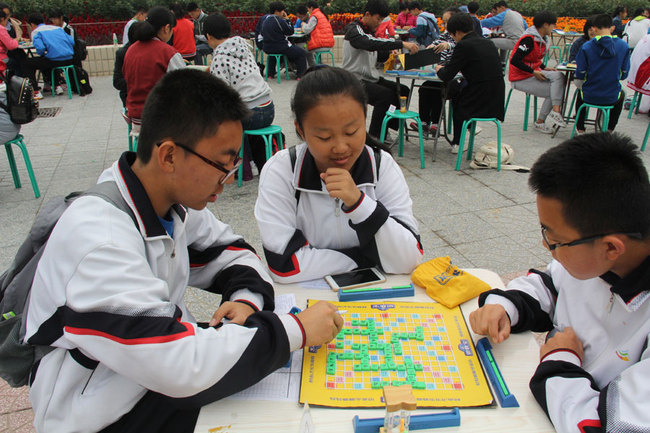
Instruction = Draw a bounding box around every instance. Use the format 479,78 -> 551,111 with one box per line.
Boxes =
0,71 -> 39,124
73,37 -> 88,64
0,182 -> 136,387
72,66 -> 92,96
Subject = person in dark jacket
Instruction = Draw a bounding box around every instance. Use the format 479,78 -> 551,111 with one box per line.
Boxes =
568,17 -> 593,63
435,12 -> 504,154
113,21 -> 145,107
261,1 -> 307,79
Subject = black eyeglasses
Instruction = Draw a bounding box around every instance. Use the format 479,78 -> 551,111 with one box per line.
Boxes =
158,141 -> 241,185
541,226 -> 642,251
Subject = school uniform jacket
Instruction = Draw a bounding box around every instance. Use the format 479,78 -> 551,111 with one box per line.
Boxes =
254,143 -> 423,283
25,152 -> 304,433
480,259 -> 650,433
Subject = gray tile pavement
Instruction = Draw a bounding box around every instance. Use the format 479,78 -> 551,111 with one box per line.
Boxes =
1,71 -> 649,430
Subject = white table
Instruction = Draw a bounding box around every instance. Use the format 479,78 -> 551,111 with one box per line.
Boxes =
195,270 -> 555,433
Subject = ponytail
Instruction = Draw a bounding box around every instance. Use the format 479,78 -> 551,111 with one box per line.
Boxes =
133,5 -> 176,42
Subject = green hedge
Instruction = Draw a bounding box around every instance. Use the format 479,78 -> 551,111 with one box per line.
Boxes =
9,0 -> 648,19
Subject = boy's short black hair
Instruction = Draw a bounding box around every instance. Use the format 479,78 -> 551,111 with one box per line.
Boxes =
592,14 -> 613,29
408,1 -> 421,11
446,12 -> 474,34
296,5 -> 308,15
307,1 -> 319,9
613,6 -> 626,16
170,3 -> 185,20
529,132 -> 650,238
49,8 -> 63,18
533,11 -> 557,28
203,13 -> 230,39
494,1 -> 508,8
27,13 -> 43,26
137,69 -> 249,163
269,2 -> 285,14
0,3 -> 11,12
187,2 -> 200,12
633,8 -> 644,18
365,0 -> 390,17
467,2 -> 479,14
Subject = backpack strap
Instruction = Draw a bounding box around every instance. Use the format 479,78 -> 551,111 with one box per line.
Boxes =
289,146 -> 301,204
79,182 -> 137,226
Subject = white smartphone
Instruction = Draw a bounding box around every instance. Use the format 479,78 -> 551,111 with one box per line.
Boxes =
325,267 -> 386,291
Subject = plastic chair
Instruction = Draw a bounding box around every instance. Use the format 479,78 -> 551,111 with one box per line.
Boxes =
50,65 -> 78,99
570,103 -> 613,138
455,118 -> 502,171
561,43 -> 572,63
254,45 -> 265,66
379,110 -> 425,169
314,49 -> 335,66
265,54 -> 290,84
543,45 -> 562,64
505,88 -> 538,131
642,120 -> 650,152
3,134 -> 40,198
626,83 -> 650,119
238,125 -> 284,187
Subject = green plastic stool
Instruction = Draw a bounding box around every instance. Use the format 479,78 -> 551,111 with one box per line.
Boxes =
314,49 -> 335,66
254,45 -> 265,66
561,43 -> 572,62
628,90 -> 641,119
543,45 -> 562,64
238,125 -> 284,187
51,65 -> 78,99
379,110 -> 425,169
4,134 -> 40,198
563,87 -> 579,120
505,88 -> 538,131
640,120 -> 650,152
570,103 -> 612,138
455,118 -> 502,171
265,54 -> 289,84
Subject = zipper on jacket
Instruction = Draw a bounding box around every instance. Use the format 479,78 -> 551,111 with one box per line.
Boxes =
335,198 -> 340,217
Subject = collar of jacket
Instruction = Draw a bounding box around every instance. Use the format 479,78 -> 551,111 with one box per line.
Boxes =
117,151 -> 187,238
294,144 -> 377,192
600,255 -> 650,304
353,18 -> 373,35
522,25 -> 548,46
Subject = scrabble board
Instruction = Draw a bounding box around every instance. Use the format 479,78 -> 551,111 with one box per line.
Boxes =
299,300 -> 494,408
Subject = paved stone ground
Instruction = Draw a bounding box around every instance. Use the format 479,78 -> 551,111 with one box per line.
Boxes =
1,71 -> 649,431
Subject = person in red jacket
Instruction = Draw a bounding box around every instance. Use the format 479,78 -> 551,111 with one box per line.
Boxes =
123,6 -> 185,124
170,3 -> 196,61
508,11 -> 566,134
300,1 -> 335,67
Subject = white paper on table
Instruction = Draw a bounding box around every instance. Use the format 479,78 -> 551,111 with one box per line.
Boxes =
225,293 -> 304,401
298,278 -> 331,290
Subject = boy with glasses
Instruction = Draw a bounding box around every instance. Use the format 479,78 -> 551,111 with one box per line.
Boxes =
25,69 -> 343,432
470,132 -> 650,432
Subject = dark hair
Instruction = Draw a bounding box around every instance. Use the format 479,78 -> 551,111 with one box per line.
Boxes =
291,66 -> 389,152
203,13 -> 230,39
467,2 -> 479,14
446,12 -> 474,34
133,4 -> 148,14
582,17 -> 593,39
269,2 -> 285,14
0,9 -> 6,19
296,5 -> 308,15
307,1 -> 319,9
529,132 -> 650,238
170,3 -> 185,20
633,8 -> 644,18
27,13 -> 43,26
494,1 -> 508,8
533,11 -> 557,28
592,13 -> 613,29
365,0 -> 390,17
399,2 -> 407,11
49,8 -> 63,19
0,3 -> 11,12
138,69 -> 249,163
408,2 -> 421,11
134,6 -> 176,42
613,6 -> 626,16
444,6 -> 461,15
187,2 -> 200,12
128,20 -> 147,43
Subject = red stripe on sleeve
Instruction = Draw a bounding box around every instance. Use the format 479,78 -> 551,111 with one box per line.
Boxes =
65,318 -> 195,345
578,419 -> 602,432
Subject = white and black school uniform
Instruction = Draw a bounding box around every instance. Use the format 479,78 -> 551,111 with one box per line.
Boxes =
481,259 -> 650,433
255,143 -> 423,283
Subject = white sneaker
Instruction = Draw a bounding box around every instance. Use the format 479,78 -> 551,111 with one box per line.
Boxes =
547,111 -> 567,128
55,85 -> 64,95
450,144 -> 468,154
534,122 -> 554,134
33,90 -> 43,100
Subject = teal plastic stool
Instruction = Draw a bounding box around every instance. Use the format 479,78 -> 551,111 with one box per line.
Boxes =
561,43 -> 572,62
238,125 -> 283,187
254,45 -> 265,66
505,88 -> 538,131
543,45 -> 562,64
314,49 -> 335,66
4,134 -> 40,198
51,65 -> 77,99
570,103 -> 612,138
455,118 -> 502,171
563,87 -> 579,120
642,120 -> 649,152
628,90 -> 641,119
379,110 -> 425,169
265,54 -> 289,84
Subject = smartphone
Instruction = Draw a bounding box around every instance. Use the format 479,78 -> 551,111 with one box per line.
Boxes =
325,267 -> 386,291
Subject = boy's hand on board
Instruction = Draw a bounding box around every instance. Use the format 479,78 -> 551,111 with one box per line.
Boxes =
295,301 -> 344,346
469,304 -> 511,344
